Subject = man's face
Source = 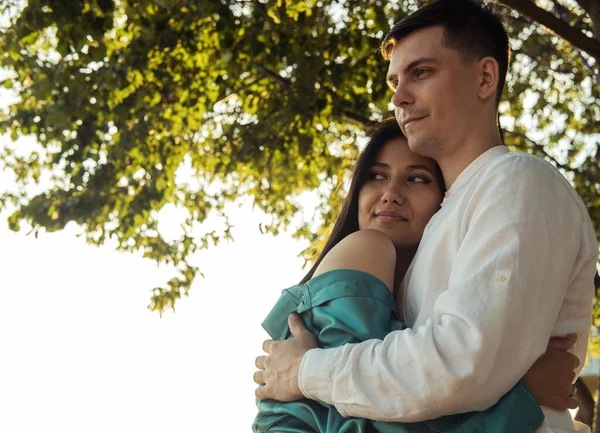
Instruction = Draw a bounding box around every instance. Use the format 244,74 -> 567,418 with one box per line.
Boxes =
386,26 -> 480,158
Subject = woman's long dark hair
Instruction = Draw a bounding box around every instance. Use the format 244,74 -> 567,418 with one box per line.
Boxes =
300,119 -> 444,284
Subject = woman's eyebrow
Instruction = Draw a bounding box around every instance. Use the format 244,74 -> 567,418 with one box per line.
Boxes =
371,162 -> 434,174
405,164 -> 434,174
371,162 -> 390,169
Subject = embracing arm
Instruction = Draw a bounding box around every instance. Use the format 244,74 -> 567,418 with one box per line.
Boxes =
524,334 -> 580,410
299,159 -> 596,421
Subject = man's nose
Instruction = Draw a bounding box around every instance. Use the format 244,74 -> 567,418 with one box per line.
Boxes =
391,82 -> 412,108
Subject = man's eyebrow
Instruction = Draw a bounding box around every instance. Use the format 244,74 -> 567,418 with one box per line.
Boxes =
403,57 -> 438,74
387,57 -> 439,83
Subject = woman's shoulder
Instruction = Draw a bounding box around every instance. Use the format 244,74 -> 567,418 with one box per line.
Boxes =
313,229 -> 396,291
334,229 -> 395,252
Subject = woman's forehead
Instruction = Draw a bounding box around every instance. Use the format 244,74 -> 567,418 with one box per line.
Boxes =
376,137 -> 437,171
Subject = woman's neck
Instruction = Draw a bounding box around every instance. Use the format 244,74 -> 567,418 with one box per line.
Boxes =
393,246 -> 417,289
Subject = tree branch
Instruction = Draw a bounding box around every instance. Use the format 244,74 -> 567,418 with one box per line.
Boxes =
550,1 -> 600,83
343,111 -> 372,126
216,75 -> 265,105
252,63 -> 291,87
575,0 -> 600,36
503,129 -> 574,173
252,63 -> 372,126
502,0 -> 600,61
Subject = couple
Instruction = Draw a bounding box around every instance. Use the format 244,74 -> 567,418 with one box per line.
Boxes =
253,0 -> 598,432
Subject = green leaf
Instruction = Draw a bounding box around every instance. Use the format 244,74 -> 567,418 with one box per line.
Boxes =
0,0 -> 598,319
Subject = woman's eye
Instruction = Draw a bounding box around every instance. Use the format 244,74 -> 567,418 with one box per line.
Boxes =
369,172 -> 387,181
415,68 -> 429,78
408,175 -> 430,183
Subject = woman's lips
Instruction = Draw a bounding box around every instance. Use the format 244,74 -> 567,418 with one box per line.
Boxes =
375,211 -> 407,222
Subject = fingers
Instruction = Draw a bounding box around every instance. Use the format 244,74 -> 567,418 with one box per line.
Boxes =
552,350 -> 580,371
255,355 -> 267,370
288,313 -> 307,337
544,396 -> 579,411
548,333 -> 577,351
566,397 -> 580,410
255,384 -> 270,400
253,370 -> 265,385
547,395 -> 579,411
563,354 -> 579,372
556,382 -> 578,409
262,339 -> 274,353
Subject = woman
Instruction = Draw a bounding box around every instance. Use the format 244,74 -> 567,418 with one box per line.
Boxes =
253,120 -> 576,432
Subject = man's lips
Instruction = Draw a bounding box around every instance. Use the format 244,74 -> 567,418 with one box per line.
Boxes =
375,211 -> 408,222
402,116 -> 427,128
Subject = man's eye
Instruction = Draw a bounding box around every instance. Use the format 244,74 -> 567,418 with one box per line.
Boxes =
415,68 -> 429,78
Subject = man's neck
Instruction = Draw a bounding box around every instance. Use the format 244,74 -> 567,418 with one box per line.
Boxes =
436,129 -> 504,189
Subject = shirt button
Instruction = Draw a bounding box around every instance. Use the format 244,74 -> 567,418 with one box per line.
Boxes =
496,272 -> 507,283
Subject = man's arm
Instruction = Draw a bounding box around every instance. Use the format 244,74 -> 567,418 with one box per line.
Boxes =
296,158 -> 596,421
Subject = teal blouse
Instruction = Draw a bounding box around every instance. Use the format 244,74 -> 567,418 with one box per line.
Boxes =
253,269 -> 544,433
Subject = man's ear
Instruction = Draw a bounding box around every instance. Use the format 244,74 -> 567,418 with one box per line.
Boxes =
476,56 -> 500,102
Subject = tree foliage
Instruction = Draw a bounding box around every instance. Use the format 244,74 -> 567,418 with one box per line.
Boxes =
0,0 -> 598,315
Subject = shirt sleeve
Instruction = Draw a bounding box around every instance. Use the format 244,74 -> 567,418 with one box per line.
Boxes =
298,156 -> 597,422
298,270 -> 406,349
262,270 -> 404,345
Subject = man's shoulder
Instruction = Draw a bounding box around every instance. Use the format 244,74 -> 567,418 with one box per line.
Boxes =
482,150 -> 573,191
490,151 -> 560,176
473,150 -> 587,211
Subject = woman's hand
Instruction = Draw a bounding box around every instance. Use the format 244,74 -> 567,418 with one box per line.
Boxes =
524,334 -> 580,410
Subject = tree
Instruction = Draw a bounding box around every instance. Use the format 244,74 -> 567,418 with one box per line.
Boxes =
0,0 -> 598,317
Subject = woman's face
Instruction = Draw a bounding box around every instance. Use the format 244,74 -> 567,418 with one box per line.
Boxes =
358,136 -> 444,249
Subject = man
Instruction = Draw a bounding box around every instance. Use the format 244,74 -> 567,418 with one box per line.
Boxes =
254,1 -> 598,431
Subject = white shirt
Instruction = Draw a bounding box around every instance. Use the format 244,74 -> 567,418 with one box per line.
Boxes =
298,146 -> 598,432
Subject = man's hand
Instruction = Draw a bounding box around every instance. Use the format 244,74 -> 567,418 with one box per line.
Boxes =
254,313 -> 318,401
524,334 -> 580,410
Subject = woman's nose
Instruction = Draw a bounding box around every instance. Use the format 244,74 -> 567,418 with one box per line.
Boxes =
381,185 -> 405,205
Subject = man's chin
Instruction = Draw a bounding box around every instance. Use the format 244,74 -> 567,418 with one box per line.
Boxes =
406,137 -> 426,153
407,137 -> 437,156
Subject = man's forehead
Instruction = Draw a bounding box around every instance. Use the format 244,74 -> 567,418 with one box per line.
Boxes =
387,27 -> 445,73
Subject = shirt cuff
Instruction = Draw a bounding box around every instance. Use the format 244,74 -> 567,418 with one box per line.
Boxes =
298,347 -> 336,404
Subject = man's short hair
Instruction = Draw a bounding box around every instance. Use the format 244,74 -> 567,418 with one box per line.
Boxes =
381,0 -> 510,105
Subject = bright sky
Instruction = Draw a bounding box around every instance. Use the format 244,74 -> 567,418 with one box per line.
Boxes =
0,47 -> 314,431
0,197 -> 308,432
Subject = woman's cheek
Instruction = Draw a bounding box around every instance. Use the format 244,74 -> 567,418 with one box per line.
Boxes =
423,195 -> 442,223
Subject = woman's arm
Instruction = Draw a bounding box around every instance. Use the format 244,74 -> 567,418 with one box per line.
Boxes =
255,229 -> 399,402
524,334 -> 579,410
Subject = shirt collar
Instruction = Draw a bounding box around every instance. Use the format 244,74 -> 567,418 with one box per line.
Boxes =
442,145 -> 509,203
